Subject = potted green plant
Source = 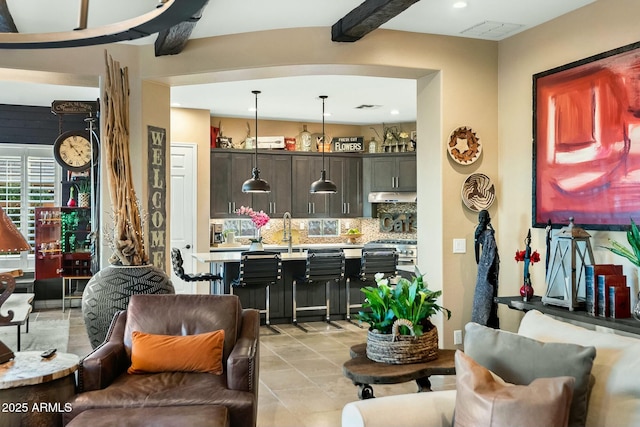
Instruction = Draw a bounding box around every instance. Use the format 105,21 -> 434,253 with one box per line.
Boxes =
602,218 -> 640,267
357,267 -> 451,364
602,219 -> 640,320
75,179 -> 91,208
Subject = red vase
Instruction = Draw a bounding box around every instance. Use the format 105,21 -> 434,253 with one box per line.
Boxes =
520,283 -> 534,301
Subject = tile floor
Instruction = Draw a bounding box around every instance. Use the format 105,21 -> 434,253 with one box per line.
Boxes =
32,307 -> 456,427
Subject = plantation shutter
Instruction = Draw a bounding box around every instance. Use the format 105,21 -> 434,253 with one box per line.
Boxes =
0,145 -> 58,250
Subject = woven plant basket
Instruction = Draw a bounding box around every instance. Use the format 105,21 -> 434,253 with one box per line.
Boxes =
366,318 -> 439,364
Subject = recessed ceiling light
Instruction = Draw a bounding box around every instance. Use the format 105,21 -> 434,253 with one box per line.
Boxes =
248,107 -> 257,112
354,104 -> 382,110
390,109 -> 400,115
323,112 -> 331,117
453,1 -> 467,8
171,102 -> 181,107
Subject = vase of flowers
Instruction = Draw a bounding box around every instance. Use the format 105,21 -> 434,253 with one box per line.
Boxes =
515,229 -> 541,302
357,267 -> 451,364
236,206 -> 270,251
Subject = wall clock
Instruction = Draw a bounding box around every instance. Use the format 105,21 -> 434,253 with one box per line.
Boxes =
53,130 -> 97,171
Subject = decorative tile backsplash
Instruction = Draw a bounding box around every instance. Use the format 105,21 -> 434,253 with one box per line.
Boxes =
211,203 -> 417,245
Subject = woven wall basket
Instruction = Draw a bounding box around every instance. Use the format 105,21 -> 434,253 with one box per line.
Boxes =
366,319 -> 439,364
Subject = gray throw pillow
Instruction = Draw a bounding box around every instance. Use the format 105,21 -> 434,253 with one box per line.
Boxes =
464,322 -> 596,427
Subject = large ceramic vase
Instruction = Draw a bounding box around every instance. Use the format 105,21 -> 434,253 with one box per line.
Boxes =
82,264 -> 174,348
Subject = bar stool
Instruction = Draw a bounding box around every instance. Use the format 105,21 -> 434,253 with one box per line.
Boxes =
346,247 -> 398,324
231,251 -> 282,333
292,249 -> 345,332
171,248 -> 223,293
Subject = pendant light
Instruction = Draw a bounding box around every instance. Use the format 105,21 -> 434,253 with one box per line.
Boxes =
310,95 -> 337,194
242,90 -> 271,193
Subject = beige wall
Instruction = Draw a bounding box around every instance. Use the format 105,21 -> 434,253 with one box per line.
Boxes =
2,25 -> 499,347
209,116 -> 415,148
497,0 -> 640,331
145,28 -> 498,347
170,107 -> 212,293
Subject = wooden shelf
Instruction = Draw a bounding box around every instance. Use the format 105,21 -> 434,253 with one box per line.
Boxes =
496,296 -> 640,336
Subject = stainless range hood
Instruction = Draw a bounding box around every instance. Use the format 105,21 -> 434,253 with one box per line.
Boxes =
368,192 -> 417,203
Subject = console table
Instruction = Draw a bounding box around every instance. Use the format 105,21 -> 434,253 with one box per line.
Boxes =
495,295 -> 640,336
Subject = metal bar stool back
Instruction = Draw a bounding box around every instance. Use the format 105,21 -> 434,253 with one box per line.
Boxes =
231,251 -> 282,332
292,249 -> 345,331
171,248 -> 223,293
346,247 -> 398,323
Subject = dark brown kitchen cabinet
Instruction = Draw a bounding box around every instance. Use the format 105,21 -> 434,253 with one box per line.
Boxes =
367,153 -> 417,192
291,155 -> 328,217
328,156 -> 362,217
252,154 -> 292,216
210,151 -> 253,217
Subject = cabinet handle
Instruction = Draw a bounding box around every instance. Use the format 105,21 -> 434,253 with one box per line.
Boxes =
308,202 -> 312,214
312,203 -> 316,214
391,177 -> 395,188
347,203 -> 350,214
232,202 -> 236,213
228,202 -> 232,214
272,202 -> 276,213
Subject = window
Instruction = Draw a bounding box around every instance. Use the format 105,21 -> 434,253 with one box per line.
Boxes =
0,145 -> 60,257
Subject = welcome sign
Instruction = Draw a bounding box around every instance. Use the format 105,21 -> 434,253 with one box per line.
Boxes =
147,126 -> 167,270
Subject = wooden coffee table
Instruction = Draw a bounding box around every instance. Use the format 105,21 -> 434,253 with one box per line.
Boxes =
342,343 -> 456,399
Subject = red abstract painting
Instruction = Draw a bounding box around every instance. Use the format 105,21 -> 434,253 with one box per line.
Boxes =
533,41 -> 640,230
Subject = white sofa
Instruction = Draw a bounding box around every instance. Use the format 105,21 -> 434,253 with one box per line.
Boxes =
342,310 -> 640,427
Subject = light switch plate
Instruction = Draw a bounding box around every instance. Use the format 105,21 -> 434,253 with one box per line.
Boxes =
453,238 -> 466,253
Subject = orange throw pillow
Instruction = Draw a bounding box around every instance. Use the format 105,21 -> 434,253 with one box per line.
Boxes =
128,330 -> 225,375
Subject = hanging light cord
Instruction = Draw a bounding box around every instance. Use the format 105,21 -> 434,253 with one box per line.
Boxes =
320,95 -> 327,171
253,90 -> 260,172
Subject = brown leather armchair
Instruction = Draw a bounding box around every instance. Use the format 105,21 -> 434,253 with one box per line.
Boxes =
64,294 -> 260,427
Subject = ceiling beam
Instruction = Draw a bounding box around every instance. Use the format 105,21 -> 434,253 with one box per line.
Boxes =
0,0 -> 17,33
155,1 -> 209,56
332,0 -> 420,42
0,0 -> 208,49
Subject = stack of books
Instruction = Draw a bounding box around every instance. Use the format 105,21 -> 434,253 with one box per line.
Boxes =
585,264 -> 631,319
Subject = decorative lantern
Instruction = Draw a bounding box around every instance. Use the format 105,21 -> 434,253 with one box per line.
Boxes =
543,217 -> 594,311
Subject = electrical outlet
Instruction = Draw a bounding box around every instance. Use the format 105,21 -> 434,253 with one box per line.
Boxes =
454,330 -> 463,345
299,222 -> 305,230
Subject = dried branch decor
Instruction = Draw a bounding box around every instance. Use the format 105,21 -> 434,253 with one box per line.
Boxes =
103,52 -> 148,266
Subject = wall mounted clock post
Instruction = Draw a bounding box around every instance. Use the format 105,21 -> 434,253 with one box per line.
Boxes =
53,130 -> 97,171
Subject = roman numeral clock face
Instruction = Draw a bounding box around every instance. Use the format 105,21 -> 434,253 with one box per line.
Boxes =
53,130 -> 96,171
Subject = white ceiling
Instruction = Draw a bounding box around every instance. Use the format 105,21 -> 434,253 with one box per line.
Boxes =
0,0 -> 596,125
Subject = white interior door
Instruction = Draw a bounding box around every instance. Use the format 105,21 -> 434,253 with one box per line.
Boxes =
170,143 -> 198,294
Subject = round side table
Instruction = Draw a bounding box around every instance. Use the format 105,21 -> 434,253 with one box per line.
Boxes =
0,351 -> 79,427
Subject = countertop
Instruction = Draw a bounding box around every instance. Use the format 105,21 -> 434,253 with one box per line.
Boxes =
210,243 -> 364,252
193,248 -> 363,263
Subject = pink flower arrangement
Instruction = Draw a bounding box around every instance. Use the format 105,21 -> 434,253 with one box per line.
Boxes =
236,206 -> 270,230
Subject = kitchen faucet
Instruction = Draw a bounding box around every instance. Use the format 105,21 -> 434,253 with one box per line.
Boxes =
282,212 -> 293,254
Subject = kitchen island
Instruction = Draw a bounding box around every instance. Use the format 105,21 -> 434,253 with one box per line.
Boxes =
192,245 -> 374,325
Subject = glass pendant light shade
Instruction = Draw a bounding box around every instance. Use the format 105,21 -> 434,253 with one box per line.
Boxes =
310,95 -> 337,194
243,90 -> 271,193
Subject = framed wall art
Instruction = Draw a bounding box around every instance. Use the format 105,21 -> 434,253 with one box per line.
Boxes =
533,40 -> 640,230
